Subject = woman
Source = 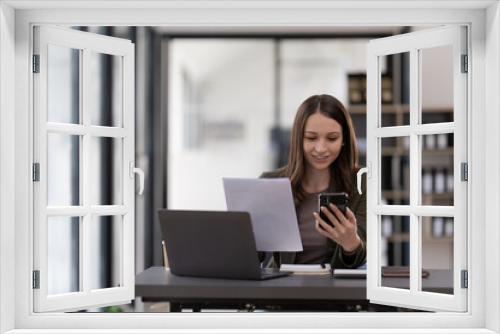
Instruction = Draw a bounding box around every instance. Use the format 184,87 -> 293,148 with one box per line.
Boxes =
260,94 -> 366,269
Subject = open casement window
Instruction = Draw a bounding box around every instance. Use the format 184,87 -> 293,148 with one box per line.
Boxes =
366,26 -> 467,312
33,26 -> 139,312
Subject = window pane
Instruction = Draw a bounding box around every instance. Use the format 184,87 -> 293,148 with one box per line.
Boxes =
421,45 -> 454,124
421,134 -> 454,206
47,216 -> 80,295
47,133 -> 80,206
91,51 -> 123,127
381,137 -> 410,204
380,215 -> 410,290
421,216 -> 454,295
47,44 -> 80,124
91,215 -> 122,290
379,52 -> 410,127
91,137 -> 123,205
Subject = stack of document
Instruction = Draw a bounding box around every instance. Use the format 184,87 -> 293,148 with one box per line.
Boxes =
279,264 -> 331,275
333,268 -> 367,278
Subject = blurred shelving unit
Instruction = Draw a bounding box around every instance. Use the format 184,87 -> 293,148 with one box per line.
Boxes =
348,87 -> 454,270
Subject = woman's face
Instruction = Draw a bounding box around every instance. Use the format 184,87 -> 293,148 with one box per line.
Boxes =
302,112 -> 343,172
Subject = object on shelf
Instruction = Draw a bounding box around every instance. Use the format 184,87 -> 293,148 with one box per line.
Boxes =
444,218 -> 454,237
446,168 -> 454,192
425,134 -> 436,150
347,74 -> 366,105
435,169 -> 446,193
422,169 -> 433,194
381,238 -> 389,267
422,217 -> 432,237
403,136 -> 410,150
381,76 -> 393,104
356,138 -> 367,153
348,73 -> 393,105
381,216 -> 393,237
437,133 -> 448,149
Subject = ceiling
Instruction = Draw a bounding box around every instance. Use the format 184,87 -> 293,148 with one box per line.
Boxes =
4,0 -> 496,10
153,26 -> 409,37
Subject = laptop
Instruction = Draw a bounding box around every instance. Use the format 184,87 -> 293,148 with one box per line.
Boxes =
157,209 -> 290,280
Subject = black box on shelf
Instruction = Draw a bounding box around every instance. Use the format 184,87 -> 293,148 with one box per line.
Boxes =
348,73 -> 393,105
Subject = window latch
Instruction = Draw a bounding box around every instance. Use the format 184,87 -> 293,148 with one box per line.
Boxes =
357,162 -> 371,195
129,162 -> 145,195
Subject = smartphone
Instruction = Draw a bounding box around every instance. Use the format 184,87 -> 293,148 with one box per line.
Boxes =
318,192 -> 348,227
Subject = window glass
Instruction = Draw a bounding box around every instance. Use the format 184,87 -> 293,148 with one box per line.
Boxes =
91,137 -> 123,206
47,133 -> 80,206
379,52 -> 410,127
421,45 -> 454,124
47,216 -> 80,295
47,44 -> 80,124
91,215 -> 123,290
421,216 -> 454,295
91,51 -> 123,127
421,134 -> 454,206
380,215 -> 411,290
381,137 -> 410,204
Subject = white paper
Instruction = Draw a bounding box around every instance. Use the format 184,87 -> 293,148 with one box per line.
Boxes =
333,269 -> 367,278
223,177 -> 303,252
280,264 -> 331,275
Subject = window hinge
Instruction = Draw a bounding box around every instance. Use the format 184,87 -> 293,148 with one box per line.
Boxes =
33,163 -> 40,182
461,162 -> 468,181
33,270 -> 40,289
461,54 -> 468,73
461,270 -> 468,289
33,54 -> 40,73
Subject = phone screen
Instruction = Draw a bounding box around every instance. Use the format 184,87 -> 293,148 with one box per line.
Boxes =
319,192 -> 348,227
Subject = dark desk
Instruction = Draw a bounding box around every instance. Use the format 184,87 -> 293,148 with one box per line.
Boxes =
135,267 -> 453,312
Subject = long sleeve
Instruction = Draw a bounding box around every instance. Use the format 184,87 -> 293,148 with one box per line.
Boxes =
330,171 -> 367,269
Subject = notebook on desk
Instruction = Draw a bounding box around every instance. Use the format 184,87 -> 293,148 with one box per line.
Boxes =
157,209 -> 290,280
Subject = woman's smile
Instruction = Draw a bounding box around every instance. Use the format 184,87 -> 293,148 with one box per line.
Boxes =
312,154 -> 330,162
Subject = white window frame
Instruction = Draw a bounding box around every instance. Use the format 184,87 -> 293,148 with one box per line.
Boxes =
366,26 -> 468,312
32,25 -> 136,312
1,2 -> 498,333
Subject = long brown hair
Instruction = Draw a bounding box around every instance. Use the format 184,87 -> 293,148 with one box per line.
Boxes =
284,94 -> 358,203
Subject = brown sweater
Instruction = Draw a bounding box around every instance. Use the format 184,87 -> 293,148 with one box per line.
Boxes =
259,167 -> 367,269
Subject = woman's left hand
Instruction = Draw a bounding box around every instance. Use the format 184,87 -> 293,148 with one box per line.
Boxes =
314,205 -> 361,253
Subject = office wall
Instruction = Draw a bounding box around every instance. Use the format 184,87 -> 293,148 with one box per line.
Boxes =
411,26 -> 453,107
167,38 -> 372,211
279,39 -> 369,127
